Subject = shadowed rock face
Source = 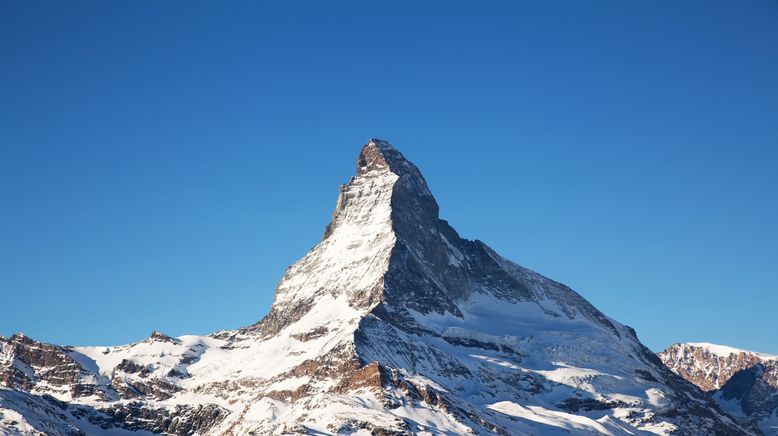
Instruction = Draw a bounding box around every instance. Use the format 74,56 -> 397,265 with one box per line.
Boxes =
1,140 -> 756,435
660,343 -> 778,434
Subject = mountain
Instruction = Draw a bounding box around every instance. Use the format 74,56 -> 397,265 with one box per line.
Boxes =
1,139 -> 754,435
660,343 -> 778,435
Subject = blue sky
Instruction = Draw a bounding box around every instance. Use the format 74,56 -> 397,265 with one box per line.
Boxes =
1,1 -> 776,353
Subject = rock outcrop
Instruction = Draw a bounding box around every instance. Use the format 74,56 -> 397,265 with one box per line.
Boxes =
660,342 -> 778,435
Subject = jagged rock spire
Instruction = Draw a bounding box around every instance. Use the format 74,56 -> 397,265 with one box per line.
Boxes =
356,138 -> 394,176
357,138 -> 439,220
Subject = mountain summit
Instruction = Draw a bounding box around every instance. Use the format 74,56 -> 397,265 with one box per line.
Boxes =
0,140 -> 755,435
660,343 -> 778,435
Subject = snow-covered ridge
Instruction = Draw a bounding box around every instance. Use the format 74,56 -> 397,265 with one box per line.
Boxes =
684,342 -> 778,361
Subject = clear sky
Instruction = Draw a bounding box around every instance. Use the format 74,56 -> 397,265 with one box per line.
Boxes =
1,1 -> 776,353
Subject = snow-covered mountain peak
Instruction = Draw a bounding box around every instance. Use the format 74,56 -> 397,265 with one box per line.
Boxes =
251,140 -> 445,338
660,343 -> 778,391
659,342 -> 778,434
358,138 -> 407,175
357,138 -> 394,175
1,139 -> 756,435
357,138 -> 435,204
245,140 -> 405,339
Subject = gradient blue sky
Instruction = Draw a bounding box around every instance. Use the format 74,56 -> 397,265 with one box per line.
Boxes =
1,1 -> 776,353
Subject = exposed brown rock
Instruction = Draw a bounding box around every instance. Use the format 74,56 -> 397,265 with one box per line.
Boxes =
660,343 -> 777,392
0,334 -> 114,400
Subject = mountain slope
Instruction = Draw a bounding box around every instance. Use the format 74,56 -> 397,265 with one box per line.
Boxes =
1,139 -> 753,435
660,343 -> 778,435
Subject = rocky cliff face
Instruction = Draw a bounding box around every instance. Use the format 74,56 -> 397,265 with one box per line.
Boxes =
0,139 -> 756,435
660,343 -> 778,435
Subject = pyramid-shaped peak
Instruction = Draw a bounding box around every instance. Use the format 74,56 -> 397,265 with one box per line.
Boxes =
358,138 -> 400,176
366,137 -> 395,150
356,138 -> 420,176
1,138 -> 752,436
356,138 -> 434,198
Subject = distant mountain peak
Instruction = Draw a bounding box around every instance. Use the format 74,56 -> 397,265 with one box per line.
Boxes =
660,342 -> 778,433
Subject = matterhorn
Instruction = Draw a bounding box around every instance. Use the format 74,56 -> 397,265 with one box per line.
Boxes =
1,140 -> 754,435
